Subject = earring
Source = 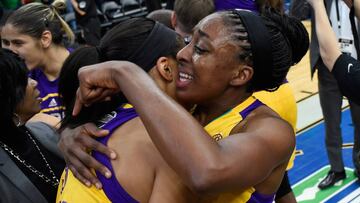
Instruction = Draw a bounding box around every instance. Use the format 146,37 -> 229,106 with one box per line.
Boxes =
13,113 -> 21,127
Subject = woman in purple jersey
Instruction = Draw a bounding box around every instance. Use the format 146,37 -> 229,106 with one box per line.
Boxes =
1,0 -> 74,123
57,18 -> 197,202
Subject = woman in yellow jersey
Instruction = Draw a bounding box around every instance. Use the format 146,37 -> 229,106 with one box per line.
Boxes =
72,8 -> 309,203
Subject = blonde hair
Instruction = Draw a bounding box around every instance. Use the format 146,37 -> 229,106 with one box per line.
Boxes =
6,0 -> 75,44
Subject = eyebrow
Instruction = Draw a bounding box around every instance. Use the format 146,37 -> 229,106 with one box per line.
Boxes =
198,29 -> 210,39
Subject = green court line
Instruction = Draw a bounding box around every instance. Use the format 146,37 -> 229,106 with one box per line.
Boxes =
293,166 -> 356,203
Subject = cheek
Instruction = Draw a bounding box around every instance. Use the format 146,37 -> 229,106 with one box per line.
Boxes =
192,54 -> 200,62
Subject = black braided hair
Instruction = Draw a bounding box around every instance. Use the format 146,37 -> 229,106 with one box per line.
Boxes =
221,7 -> 309,92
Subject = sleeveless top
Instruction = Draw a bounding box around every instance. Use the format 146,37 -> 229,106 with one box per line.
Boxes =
203,96 -> 275,203
56,104 -> 139,203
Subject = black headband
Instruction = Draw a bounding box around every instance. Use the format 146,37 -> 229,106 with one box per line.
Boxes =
127,21 -> 177,72
232,9 -> 273,75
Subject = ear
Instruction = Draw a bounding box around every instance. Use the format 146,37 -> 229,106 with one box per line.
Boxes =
230,65 -> 254,86
156,56 -> 173,82
171,11 -> 177,29
40,30 -> 52,49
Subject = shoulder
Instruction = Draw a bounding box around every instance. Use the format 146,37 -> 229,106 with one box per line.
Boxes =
26,122 -> 59,143
233,105 -> 295,155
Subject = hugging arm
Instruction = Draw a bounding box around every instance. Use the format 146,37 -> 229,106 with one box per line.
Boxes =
74,61 -> 295,193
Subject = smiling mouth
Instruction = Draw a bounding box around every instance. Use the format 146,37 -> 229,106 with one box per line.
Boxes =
179,72 -> 194,82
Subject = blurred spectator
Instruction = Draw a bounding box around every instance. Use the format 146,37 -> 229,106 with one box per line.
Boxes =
71,0 -> 101,46
292,0 -> 360,190
146,9 -> 173,28
171,0 -> 214,37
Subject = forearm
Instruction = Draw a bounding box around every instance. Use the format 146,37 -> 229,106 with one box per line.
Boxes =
112,63 -> 223,190
332,54 -> 360,104
71,0 -> 86,16
313,1 -> 342,70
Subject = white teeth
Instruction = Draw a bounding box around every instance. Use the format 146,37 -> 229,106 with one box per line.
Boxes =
179,72 -> 194,80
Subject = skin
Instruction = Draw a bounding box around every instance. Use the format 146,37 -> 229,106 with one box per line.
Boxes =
1,24 -> 70,81
1,24 -> 69,126
59,56 -> 197,202
15,78 -> 42,124
72,13 -> 295,197
71,0 -> 86,16
307,0 -> 342,71
307,0 -> 360,72
110,57 -> 195,203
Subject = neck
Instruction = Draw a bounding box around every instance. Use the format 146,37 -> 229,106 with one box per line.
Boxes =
41,45 -> 69,81
194,89 -> 252,126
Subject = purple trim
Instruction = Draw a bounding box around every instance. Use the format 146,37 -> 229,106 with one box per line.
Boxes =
215,0 -> 259,12
247,191 -> 275,203
239,99 -> 264,119
93,106 -> 139,203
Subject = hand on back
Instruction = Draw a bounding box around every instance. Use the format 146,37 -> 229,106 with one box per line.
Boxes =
58,123 -> 116,189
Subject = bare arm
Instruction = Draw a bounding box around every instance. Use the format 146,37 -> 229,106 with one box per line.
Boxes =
71,0 -> 86,16
308,0 -> 342,71
74,61 -> 295,193
28,113 -> 61,129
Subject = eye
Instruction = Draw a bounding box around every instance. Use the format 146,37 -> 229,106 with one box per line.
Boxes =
194,45 -> 207,54
1,39 -> 10,46
12,40 -> 24,46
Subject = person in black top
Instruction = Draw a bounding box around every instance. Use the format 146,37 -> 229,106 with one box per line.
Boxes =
308,0 -> 360,105
0,48 -> 65,203
71,0 -> 101,46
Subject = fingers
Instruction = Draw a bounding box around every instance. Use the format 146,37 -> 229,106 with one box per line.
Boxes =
59,124 -> 116,189
68,147 -> 110,189
83,123 -> 110,138
73,89 -> 84,116
68,164 -> 92,187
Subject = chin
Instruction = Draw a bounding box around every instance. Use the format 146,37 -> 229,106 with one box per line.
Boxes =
25,62 -> 37,71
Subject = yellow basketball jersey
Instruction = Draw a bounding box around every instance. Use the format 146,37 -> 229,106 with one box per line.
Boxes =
56,168 -> 111,203
254,82 -> 297,169
203,96 -> 272,203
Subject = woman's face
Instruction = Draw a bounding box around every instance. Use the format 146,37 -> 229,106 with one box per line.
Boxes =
175,13 -> 242,105
1,24 -> 44,70
15,78 -> 42,120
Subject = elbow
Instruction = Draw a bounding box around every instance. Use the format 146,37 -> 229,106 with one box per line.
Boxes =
188,174 -> 213,194
187,164 -> 228,195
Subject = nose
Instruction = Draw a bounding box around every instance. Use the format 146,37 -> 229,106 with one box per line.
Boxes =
176,43 -> 192,63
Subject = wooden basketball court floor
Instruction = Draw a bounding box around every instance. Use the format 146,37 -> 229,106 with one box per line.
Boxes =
287,21 -> 359,202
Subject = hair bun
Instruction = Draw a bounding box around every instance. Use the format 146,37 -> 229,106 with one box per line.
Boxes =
262,7 -> 309,65
51,0 -> 66,11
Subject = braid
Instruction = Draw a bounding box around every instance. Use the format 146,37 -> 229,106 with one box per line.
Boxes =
221,11 -> 253,67
221,8 -> 309,92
